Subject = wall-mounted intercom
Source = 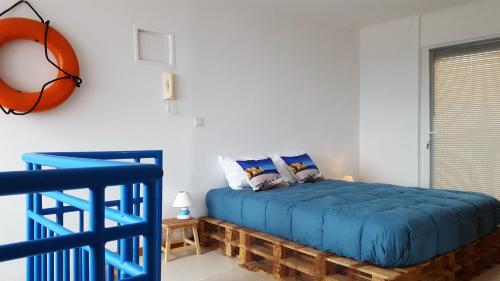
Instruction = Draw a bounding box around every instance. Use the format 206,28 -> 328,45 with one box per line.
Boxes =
163,72 -> 175,113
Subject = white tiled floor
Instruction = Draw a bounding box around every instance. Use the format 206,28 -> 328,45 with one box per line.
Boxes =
162,247 -> 271,281
161,247 -> 500,281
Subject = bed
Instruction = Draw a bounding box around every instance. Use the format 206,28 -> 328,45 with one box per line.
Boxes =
206,179 -> 500,268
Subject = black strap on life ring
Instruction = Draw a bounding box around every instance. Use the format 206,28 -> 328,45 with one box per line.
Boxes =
0,0 -> 83,115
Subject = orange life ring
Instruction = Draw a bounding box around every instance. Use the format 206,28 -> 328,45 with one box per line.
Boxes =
0,17 -> 79,112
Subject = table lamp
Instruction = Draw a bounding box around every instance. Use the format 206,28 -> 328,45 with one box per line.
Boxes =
173,191 -> 193,219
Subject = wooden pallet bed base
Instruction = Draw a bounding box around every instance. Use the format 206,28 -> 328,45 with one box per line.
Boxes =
199,217 -> 500,281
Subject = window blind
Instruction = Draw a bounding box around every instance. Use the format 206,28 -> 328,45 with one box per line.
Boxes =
431,39 -> 500,199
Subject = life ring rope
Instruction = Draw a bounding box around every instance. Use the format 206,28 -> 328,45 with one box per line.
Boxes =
0,0 -> 82,115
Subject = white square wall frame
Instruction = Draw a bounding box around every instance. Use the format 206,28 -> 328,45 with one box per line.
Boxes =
134,25 -> 174,66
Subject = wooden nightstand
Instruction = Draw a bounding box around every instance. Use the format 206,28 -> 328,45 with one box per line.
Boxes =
161,218 -> 201,262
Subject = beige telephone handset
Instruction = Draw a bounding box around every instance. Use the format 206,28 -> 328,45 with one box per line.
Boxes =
163,73 -> 175,113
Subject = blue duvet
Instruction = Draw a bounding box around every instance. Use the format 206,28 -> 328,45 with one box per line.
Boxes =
206,180 -> 500,267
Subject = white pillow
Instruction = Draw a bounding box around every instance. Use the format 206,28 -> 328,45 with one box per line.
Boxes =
218,156 -> 249,189
271,155 -> 297,183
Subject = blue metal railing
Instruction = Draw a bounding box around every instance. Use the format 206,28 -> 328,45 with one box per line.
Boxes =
0,150 -> 163,281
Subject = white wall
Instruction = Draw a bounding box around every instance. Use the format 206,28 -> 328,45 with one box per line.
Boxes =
187,1 -> 360,209
359,0 -> 500,186
0,0 -> 359,278
359,16 -> 420,186
420,0 -> 500,47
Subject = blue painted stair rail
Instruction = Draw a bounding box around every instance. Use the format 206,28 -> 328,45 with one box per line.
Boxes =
0,150 -> 163,281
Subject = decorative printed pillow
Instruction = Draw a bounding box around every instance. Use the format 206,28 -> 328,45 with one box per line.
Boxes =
280,154 -> 324,183
236,158 -> 288,191
271,155 -> 297,183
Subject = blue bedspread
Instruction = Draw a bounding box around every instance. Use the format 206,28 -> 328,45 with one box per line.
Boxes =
206,180 -> 500,267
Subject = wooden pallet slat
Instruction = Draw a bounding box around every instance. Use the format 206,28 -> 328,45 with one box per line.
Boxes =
220,222 -> 239,256
280,256 -> 316,276
326,255 -> 402,281
239,230 -> 252,264
281,241 -> 328,280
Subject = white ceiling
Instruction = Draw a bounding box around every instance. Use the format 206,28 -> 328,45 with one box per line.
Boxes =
263,0 -> 477,28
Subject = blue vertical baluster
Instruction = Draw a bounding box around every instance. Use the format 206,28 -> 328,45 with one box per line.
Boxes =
82,249 -> 89,281
79,210 -> 84,232
33,164 -> 42,281
33,193 -> 41,281
48,230 -> 54,281
115,239 -> 120,279
55,199 -> 63,281
154,154 -> 163,281
120,184 -> 133,279
133,157 -> 141,264
73,248 -> 80,281
116,187 -> 121,279
106,264 -> 114,281
89,186 -> 105,281
79,210 -> 84,281
143,180 -> 160,280
41,226 -> 47,281
26,162 -> 34,281
63,250 -> 70,281
74,209 -> 84,281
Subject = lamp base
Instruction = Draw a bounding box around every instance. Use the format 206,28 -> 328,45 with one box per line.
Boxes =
177,214 -> 191,220
177,207 -> 191,220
